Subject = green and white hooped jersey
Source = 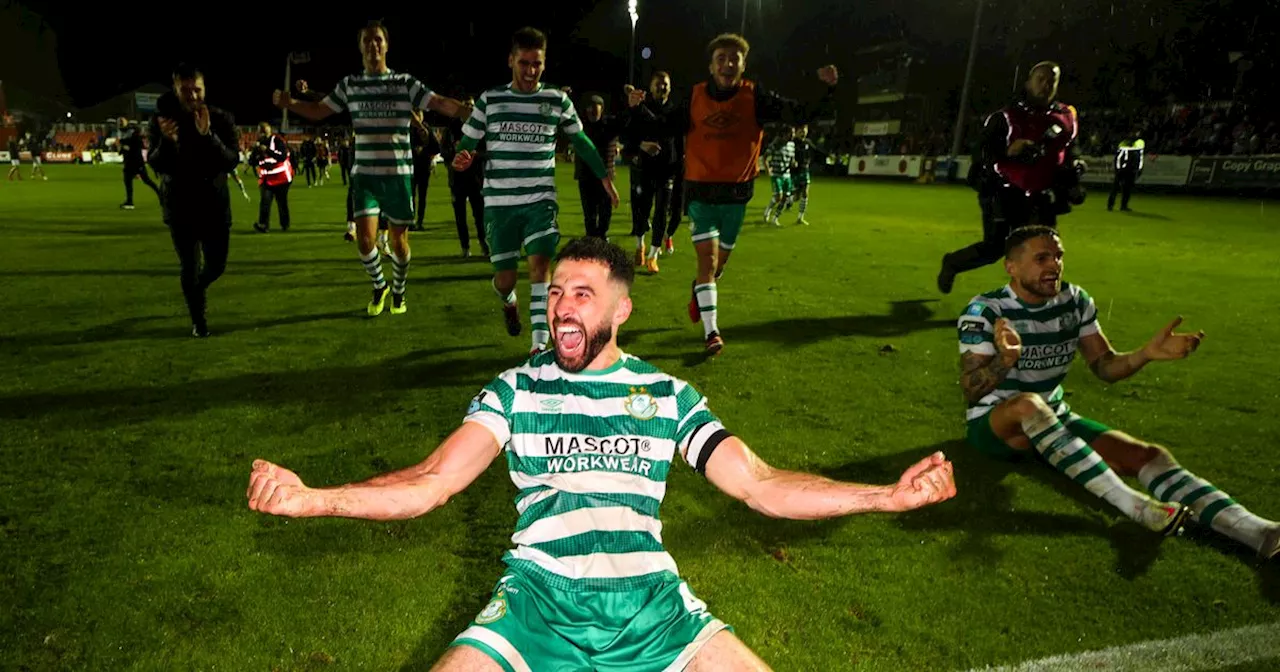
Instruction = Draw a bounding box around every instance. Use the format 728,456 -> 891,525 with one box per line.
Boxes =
463,83 -> 582,209
322,70 -> 433,177
464,351 -> 729,592
766,140 -> 795,176
957,282 -> 1101,421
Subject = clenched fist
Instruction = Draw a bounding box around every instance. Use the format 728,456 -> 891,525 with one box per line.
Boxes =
246,459 -> 314,517
994,317 -> 1022,368
886,452 -> 957,512
272,89 -> 293,110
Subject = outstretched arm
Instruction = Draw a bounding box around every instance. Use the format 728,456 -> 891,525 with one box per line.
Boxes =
704,439 -> 955,519
425,92 -> 474,120
1081,316 -> 1204,384
755,65 -> 839,125
246,422 -> 502,520
274,88 -> 335,121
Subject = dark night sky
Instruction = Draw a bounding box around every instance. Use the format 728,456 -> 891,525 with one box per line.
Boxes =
3,0 -> 1277,126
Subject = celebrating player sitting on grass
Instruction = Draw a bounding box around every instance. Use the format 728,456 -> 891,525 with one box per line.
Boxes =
272,19 -> 472,318
958,225 -> 1280,558
248,236 -> 956,672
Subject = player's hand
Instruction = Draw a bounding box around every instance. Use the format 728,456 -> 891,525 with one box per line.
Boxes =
1073,158 -> 1089,174
817,65 -> 839,86
639,141 -> 661,156
246,459 -> 315,517
295,79 -> 309,94
272,89 -> 293,109
1142,316 -> 1204,362
626,86 -> 646,108
1008,139 -> 1036,157
193,106 -> 211,136
603,176 -> 620,209
994,317 -> 1022,368
410,108 -> 425,127
887,452 -> 956,512
158,117 -> 179,142
452,149 -> 473,171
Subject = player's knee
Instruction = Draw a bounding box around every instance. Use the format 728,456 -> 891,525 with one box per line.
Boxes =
1135,441 -> 1172,467
1006,393 -> 1049,420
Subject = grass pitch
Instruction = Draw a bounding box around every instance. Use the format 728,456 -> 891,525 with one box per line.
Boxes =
2,163 -> 1279,670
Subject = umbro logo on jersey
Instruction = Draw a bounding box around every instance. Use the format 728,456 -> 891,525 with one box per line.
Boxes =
540,398 -> 564,413
702,110 -> 739,130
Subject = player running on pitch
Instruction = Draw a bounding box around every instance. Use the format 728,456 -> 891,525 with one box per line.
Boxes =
626,33 -> 836,355
248,235 -> 956,671
959,226 -> 1280,558
452,27 -> 619,355
761,126 -> 794,226
272,20 -> 471,317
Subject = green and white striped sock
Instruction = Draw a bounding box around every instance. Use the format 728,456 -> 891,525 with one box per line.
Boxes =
1021,408 -> 1152,523
1140,454 -> 1271,552
530,282 -> 549,350
695,283 -> 718,338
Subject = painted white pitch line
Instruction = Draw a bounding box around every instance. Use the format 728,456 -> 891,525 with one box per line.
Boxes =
965,621 -> 1280,672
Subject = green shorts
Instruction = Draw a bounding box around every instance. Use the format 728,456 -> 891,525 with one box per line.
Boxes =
451,567 -> 730,672
966,402 -> 1112,461
688,201 -> 747,251
486,201 -> 560,271
351,173 -> 414,227
770,175 -> 793,195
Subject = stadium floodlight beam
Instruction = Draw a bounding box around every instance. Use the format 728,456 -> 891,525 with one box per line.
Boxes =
947,0 -> 983,176
628,0 -> 639,86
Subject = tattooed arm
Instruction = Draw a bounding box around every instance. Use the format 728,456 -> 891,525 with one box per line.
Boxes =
960,352 -> 1015,404
957,315 -> 1022,404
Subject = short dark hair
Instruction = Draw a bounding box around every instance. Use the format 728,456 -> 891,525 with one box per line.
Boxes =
512,27 -> 547,53
1004,225 -> 1059,258
360,20 -> 388,42
555,237 -> 635,290
707,33 -> 750,57
1030,60 -> 1060,76
651,71 -> 671,82
171,62 -> 203,81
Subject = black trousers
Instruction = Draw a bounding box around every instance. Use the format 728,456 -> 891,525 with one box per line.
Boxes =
258,182 -> 291,230
413,169 -> 432,225
579,178 -> 613,238
452,183 -> 487,252
629,166 -> 677,244
123,163 -> 159,204
168,222 -> 230,328
303,159 -> 316,186
946,188 -> 1059,275
345,181 -> 355,222
341,165 -> 350,186
1108,171 -> 1136,210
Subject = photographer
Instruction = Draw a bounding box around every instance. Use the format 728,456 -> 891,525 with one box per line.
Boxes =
147,63 -> 241,337
938,61 -> 1085,294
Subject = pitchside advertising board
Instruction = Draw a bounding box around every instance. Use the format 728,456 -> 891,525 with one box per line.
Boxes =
1079,154 -> 1192,186
1187,156 -> 1280,188
847,154 -> 923,178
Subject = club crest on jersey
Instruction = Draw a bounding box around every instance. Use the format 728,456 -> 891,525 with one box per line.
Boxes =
539,101 -> 553,116
475,588 -> 507,624
1059,310 -> 1079,331
623,387 -> 659,420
